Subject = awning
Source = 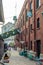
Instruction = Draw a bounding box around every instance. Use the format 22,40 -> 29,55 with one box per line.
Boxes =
0,28 -> 20,39
20,41 -> 25,44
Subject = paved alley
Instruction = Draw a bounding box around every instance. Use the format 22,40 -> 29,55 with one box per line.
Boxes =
7,48 -> 36,65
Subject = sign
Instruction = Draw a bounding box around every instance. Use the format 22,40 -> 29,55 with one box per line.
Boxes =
27,11 -> 32,17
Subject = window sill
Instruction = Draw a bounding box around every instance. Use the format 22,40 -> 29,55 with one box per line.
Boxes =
36,28 -> 40,30
30,30 -> 33,33
36,5 -> 41,12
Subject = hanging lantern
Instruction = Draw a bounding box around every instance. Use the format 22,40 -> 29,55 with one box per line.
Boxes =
13,16 -> 17,21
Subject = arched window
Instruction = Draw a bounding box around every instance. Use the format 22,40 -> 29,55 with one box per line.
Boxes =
36,0 -> 41,8
37,18 -> 40,28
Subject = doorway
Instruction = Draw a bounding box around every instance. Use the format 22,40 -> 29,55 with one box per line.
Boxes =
36,40 -> 41,58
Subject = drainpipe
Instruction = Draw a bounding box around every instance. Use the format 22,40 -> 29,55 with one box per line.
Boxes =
34,0 -> 36,52
29,18 -> 30,50
25,9 -> 26,49
23,17 -> 26,51
27,0 -> 30,50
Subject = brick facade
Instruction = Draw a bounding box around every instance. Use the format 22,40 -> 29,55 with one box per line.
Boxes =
15,0 -> 43,55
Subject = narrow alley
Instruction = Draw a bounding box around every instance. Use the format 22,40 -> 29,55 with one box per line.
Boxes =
6,48 -> 36,65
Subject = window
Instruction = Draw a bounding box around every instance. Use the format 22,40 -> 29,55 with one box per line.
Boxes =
30,2 -> 32,11
23,30 -> 25,36
30,41 -> 32,50
21,20 -> 22,27
36,0 -> 40,9
30,2 -> 33,17
30,24 -> 32,30
21,19 -> 23,27
26,28 -> 28,34
23,15 -> 24,25
37,18 -> 40,28
20,21 -> 21,28
30,2 -> 32,10
26,9 -> 28,21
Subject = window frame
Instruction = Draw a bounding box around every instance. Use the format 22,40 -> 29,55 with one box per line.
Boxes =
30,24 -> 33,30
37,18 -> 40,28
25,9 -> 28,21
36,0 -> 41,9
30,1 -> 33,12
30,41 -> 32,50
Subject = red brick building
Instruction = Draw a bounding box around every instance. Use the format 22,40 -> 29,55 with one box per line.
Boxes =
15,0 -> 43,56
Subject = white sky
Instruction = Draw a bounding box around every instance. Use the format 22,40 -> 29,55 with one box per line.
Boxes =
0,0 -> 25,33
3,0 -> 25,23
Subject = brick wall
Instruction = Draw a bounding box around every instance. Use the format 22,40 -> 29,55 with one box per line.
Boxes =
15,0 -> 43,54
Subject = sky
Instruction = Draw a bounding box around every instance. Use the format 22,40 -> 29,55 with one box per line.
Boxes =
2,0 -> 25,23
0,0 -> 25,33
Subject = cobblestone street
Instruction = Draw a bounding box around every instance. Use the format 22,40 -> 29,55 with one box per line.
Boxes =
7,48 -> 36,65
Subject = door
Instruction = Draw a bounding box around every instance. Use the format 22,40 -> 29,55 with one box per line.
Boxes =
36,40 -> 41,58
